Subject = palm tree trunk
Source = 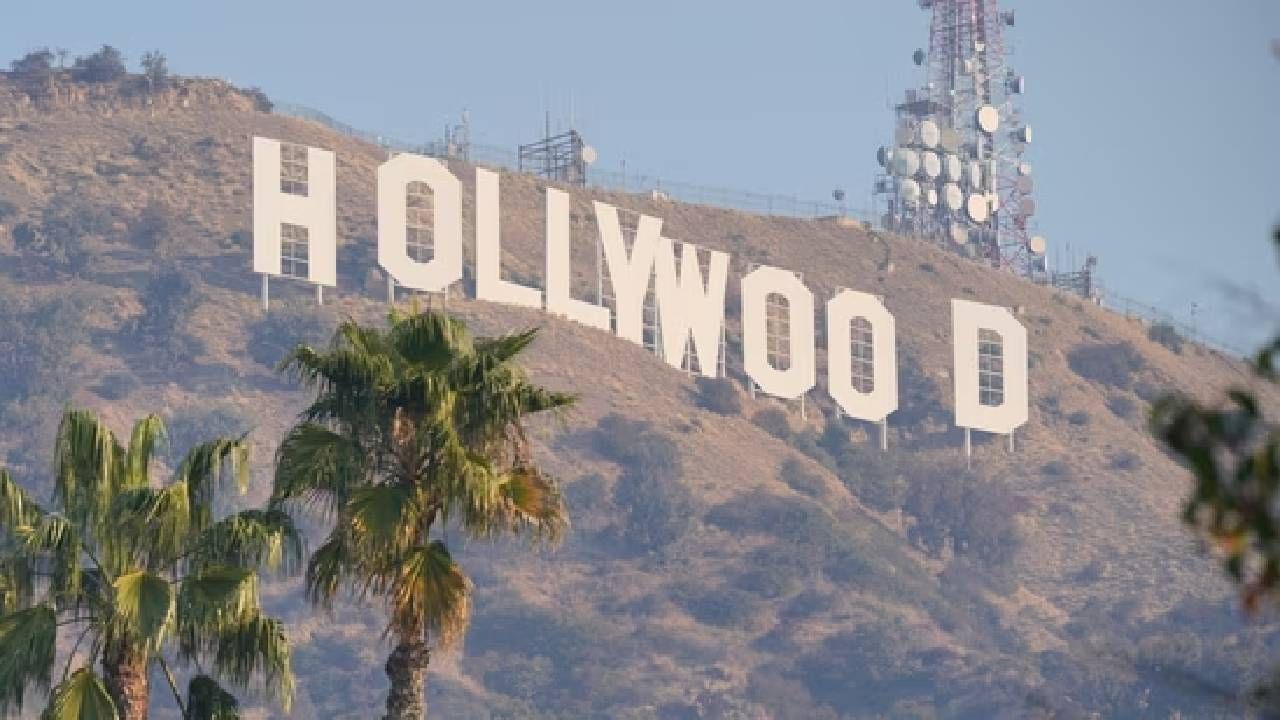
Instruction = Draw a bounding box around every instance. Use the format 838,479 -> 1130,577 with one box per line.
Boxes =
102,638 -> 150,719
382,633 -> 429,720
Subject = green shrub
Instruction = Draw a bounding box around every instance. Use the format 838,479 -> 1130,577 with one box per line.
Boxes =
247,300 -> 336,368
903,466 -> 1023,565
835,447 -> 907,512
1147,321 -> 1185,354
1106,394 -> 1137,419
1067,341 -> 1145,390
780,457 -> 826,498
694,376 -> 741,415
71,45 -> 126,83
92,371 -> 139,401
1067,410 -> 1091,426
752,406 -> 792,439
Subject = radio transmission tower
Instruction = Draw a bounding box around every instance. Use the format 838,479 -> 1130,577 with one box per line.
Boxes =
873,1 -> 1046,278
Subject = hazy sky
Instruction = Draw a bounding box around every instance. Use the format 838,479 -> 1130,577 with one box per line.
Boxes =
5,1 -> 1279,350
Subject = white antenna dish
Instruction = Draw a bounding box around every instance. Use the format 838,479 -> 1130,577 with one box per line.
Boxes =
966,194 -> 990,223
919,120 -> 941,149
921,151 -> 941,179
925,187 -> 939,206
1028,236 -> 1048,255
1018,162 -> 1033,176
950,223 -> 970,245
943,183 -> 964,211
944,154 -> 963,182
894,148 -> 920,177
899,178 -> 922,207
977,105 -> 1000,134
581,145 -> 598,165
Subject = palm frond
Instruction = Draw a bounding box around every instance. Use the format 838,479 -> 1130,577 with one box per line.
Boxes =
54,409 -> 123,531
15,514 -> 83,598
0,604 -> 57,714
303,533 -> 352,609
173,437 -> 250,535
112,483 -> 191,570
378,541 -> 470,650
388,309 -> 472,370
42,667 -> 117,720
192,510 -> 303,576
176,567 -> 259,660
186,674 -> 240,720
271,423 -> 367,515
209,612 -> 293,710
124,415 -> 167,488
111,570 -> 175,654
347,485 -> 421,551
0,468 -> 44,528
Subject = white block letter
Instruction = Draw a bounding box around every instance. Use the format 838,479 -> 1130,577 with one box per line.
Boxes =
827,290 -> 898,422
742,266 -> 816,399
252,137 -> 336,286
476,168 -> 541,309
545,188 -> 609,330
596,202 -> 663,345
654,238 -> 729,377
377,154 -> 462,292
952,299 -> 1029,434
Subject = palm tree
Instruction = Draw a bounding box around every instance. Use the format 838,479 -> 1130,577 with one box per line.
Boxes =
0,409 -> 299,719
271,308 -> 572,720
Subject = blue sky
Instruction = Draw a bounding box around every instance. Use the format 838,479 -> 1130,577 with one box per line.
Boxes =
5,0 -> 1279,350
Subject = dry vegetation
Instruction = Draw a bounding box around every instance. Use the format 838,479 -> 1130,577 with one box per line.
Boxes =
0,71 -> 1275,718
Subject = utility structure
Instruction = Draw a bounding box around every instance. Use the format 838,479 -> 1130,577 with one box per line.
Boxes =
873,1 -> 1047,278
518,112 -> 598,186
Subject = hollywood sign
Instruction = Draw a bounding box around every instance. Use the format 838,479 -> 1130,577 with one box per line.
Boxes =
252,138 -> 1028,441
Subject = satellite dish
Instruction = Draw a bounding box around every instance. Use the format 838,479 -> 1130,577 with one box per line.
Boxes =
943,154 -> 963,182
966,194 -> 990,223
581,145 -> 599,165
913,49 -> 926,66
1017,175 -> 1034,194
919,120 -> 941,149
977,105 -> 1000,134
877,146 -> 894,168
1018,197 -> 1037,217
966,161 -> 983,189
949,223 -> 970,245
899,178 -> 922,207
921,151 -> 942,179
1018,162 -> 1033,176
895,124 -> 914,146
943,183 -> 964,211
1028,236 -> 1048,255
894,148 -> 920,177
939,128 -> 961,153
925,187 -> 939,207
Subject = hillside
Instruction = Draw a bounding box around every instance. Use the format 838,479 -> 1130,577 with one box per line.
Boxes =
0,73 -> 1275,719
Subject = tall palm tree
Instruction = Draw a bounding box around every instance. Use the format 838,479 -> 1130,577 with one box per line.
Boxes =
271,308 -> 572,720
0,409 -> 299,719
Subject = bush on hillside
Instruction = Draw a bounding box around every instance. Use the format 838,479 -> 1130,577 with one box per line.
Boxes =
694,376 -> 741,415
139,50 -> 168,90
128,201 -> 175,254
247,300 -> 336,368
11,195 -> 115,275
10,49 -> 54,95
131,269 -> 202,362
0,293 -> 88,409
903,467 -> 1023,565
780,457 -> 826,498
92,371 -> 140,401
594,414 -> 694,554
163,404 -> 250,467
835,446 -> 908,512
753,406 -> 792,439
1147,321 -> 1185,354
71,45 -> 126,83
1067,341 -> 1146,390
1106,394 -> 1138,420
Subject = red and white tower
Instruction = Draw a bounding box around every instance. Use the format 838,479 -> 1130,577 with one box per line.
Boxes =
874,1 -> 1046,277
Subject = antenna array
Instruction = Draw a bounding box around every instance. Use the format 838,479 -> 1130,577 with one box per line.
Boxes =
873,1 -> 1046,278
